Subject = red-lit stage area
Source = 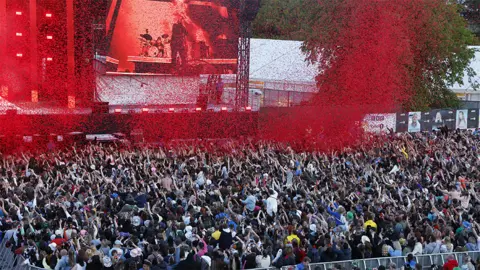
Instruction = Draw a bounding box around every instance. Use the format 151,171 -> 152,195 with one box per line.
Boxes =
0,0 -> 261,152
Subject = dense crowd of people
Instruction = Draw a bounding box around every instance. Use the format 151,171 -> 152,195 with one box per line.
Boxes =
1,129 -> 480,270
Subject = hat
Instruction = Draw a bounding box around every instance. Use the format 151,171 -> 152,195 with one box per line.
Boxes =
48,243 -> 57,251
111,193 -> 119,199
132,216 -> 141,227
144,220 -> 151,227
130,248 -> 142,258
55,229 -> 63,236
206,179 -> 212,186
462,221 -> 472,230
309,224 -> 317,233
103,256 -> 112,267
347,211 -> 354,221
114,240 -> 123,246
361,236 -> 370,245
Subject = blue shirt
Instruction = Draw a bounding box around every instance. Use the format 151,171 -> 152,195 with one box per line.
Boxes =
242,196 -> 257,212
296,263 -> 306,270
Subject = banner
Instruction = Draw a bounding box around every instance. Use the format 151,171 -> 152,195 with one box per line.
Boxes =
431,109 -> 454,131
421,111 -> 432,132
456,109 -> 468,129
396,112 -> 408,133
408,112 -> 421,132
363,114 -> 396,133
468,109 -> 478,129
366,109 -> 472,134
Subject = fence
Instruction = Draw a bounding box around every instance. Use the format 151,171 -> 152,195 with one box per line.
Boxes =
299,251 -> 480,270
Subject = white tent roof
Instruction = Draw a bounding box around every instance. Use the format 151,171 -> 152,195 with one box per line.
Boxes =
249,38 -> 318,83
249,39 -> 479,93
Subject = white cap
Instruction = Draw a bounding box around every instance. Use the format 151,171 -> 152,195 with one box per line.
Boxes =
130,248 -> 142,258
361,236 -> 371,244
48,243 -> 57,251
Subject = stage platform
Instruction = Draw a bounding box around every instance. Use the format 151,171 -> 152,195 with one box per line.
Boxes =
125,56 -> 237,74
0,100 -> 241,116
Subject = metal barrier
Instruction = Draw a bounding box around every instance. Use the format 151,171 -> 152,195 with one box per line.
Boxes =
300,251 -> 480,270
0,235 -> 45,270
0,236 -> 19,270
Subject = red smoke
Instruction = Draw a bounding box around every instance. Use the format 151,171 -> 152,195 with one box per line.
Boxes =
260,0 -> 428,150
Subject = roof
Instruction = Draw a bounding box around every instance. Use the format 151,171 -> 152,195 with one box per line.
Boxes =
249,39 -> 479,93
249,38 -> 318,83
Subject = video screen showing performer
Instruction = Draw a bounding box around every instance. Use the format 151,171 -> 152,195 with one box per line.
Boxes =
171,14 -> 188,69
106,0 -> 239,73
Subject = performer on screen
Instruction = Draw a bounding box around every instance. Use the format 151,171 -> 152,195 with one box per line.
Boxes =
171,14 -> 188,70
160,34 -> 171,58
140,29 -> 153,42
140,29 -> 153,57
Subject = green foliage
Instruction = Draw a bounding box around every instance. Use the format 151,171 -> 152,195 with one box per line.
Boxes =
251,0 -> 317,40
266,0 -> 479,111
404,2 -> 478,110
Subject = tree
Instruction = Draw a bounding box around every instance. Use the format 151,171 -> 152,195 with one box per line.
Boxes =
251,0 -> 313,40
459,0 -> 480,39
302,0 -> 478,111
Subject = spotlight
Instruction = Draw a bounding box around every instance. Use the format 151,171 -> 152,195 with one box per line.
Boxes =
16,53 -> 23,57
45,13 -> 52,18
168,108 -> 175,112
141,108 -> 149,113
46,35 -> 53,40
245,106 -> 252,111
221,107 -> 228,111
46,57 -> 53,61
196,107 -> 202,112
16,33 -> 22,36
114,108 -> 122,114
16,11 -> 22,15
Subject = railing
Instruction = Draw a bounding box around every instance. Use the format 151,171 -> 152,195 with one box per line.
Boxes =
0,235 -> 45,270
282,251 -> 480,270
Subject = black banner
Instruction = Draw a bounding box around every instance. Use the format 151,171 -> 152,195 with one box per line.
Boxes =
431,109 -> 454,131
421,111 -> 432,132
396,112 -> 408,133
468,109 -> 478,129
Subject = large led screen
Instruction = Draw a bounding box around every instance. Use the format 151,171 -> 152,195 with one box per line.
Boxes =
106,0 -> 239,73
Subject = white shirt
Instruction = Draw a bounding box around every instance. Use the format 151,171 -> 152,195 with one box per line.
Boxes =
266,191 -> 278,216
256,255 -> 271,268
412,242 -> 423,255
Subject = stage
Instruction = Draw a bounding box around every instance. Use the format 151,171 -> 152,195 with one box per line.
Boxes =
0,109 -> 259,153
118,56 -> 237,74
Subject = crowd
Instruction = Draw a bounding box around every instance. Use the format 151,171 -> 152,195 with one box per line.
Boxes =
1,129 -> 480,270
